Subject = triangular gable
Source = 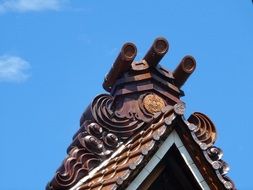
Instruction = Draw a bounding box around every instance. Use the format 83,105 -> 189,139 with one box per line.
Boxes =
127,130 -> 209,190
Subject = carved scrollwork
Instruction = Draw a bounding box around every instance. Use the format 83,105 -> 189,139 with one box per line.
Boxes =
91,94 -> 148,139
187,113 -> 235,190
188,112 -> 217,147
46,93 -> 167,190
207,146 -> 223,161
84,135 -> 104,154
104,133 -> 119,148
48,119 -> 122,190
86,123 -> 103,137
49,148 -> 99,190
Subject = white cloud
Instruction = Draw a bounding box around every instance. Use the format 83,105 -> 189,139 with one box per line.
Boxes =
0,0 -> 64,13
0,55 -> 30,82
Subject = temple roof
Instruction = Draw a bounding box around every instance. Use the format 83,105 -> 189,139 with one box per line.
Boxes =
46,37 -> 235,190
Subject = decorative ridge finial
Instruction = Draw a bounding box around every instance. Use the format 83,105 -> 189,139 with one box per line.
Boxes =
103,37 -> 197,101
173,55 -> 196,88
143,37 -> 169,67
103,42 -> 137,91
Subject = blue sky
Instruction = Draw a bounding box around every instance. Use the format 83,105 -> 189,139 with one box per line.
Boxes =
0,0 -> 252,189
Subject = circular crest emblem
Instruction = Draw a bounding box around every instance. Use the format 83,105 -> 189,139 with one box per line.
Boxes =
143,94 -> 165,114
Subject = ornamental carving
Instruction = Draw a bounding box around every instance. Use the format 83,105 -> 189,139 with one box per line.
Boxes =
47,37 -> 235,190
143,93 -> 165,114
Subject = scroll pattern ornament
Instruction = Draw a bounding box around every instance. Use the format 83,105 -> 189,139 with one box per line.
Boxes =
187,112 -> 235,189
91,94 -> 155,139
48,121 -> 121,190
188,112 -> 216,147
48,93 -> 164,190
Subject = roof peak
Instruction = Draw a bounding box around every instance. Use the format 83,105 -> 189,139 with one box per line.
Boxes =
103,37 -> 196,93
47,37 -> 235,190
